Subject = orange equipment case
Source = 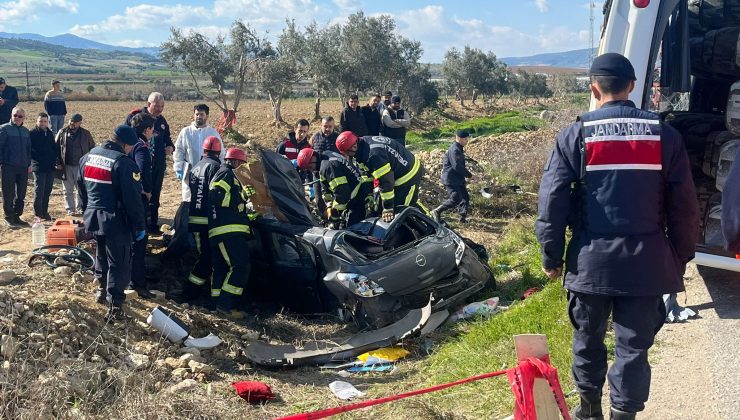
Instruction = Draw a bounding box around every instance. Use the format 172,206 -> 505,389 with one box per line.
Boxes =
46,219 -> 90,246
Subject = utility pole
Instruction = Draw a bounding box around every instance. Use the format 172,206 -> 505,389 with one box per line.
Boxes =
25,62 -> 31,100
589,1 -> 595,68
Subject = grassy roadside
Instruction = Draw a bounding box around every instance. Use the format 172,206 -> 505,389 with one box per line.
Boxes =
357,217 -> 578,419
406,110 -> 544,151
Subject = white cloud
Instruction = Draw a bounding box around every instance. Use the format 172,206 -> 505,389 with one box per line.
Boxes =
70,4 -> 210,39
113,39 -> 158,48
534,0 -> 549,13
333,0 -> 360,10
0,0 -> 78,24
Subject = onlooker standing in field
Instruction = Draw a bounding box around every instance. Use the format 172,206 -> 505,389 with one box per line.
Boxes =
381,95 -> 411,146
310,116 -> 338,155
30,112 -> 59,221
380,91 -> 393,110
276,119 -> 312,161
362,95 -> 383,136
173,103 -> 224,201
0,107 -> 32,228
55,113 -> 95,216
125,92 -> 174,233
0,78 -> 20,124
339,94 -> 368,137
44,80 -> 67,133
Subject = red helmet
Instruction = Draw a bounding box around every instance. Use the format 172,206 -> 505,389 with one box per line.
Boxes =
336,131 -> 358,154
203,136 -> 222,153
225,147 -> 247,162
296,147 -> 316,170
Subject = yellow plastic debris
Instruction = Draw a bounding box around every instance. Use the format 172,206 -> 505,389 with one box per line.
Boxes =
357,347 -> 410,364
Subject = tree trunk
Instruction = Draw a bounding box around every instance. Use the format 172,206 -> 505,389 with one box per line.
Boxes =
269,91 -> 285,127
337,88 -> 347,109
314,92 -> 321,121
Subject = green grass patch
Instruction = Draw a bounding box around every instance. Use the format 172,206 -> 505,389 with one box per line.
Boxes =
407,111 -> 543,152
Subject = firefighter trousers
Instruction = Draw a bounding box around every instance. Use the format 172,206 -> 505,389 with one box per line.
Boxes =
210,234 -> 250,310
393,176 -> 423,213
186,230 -> 212,298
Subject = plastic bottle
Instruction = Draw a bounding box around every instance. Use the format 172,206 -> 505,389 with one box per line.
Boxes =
32,221 -> 46,246
454,297 -> 500,320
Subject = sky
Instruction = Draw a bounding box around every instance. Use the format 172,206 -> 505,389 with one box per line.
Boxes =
0,0 -> 601,61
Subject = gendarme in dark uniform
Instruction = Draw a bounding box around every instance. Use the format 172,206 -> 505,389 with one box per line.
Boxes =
78,125 -> 146,321
722,146 -> 740,253
432,129 -> 473,223
535,53 -> 699,420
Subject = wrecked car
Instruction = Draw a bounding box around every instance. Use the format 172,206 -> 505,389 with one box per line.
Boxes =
164,149 -> 495,331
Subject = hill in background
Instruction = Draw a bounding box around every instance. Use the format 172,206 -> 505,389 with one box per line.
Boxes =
501,48 -> 596,69
0,32 -> 159,56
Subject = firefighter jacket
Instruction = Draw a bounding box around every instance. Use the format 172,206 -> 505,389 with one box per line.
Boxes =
355,135 -> 423,211
78,141 -> 146,236
535,100 -> 699,296
319,151 -> 372,212
276,132 -> 310,160
208,162 -> 251,242
188,155 -> 221,232
441,141 -> 472,186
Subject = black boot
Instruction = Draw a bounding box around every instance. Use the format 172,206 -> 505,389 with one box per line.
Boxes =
572,392 -> 604,420
95,289 -> 107,305
104,303 -> 129,323
610,408 -> 636,420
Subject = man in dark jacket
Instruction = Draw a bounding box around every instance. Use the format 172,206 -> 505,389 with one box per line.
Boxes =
78,125 -> 146,322
340,94 -> 368,137
30,112 -> 59,221
55,113 -> 95,215
362,95 -> 383,136
431,130 -> 473,223
128,113 -> 156,299
536,54 -> 699,420
722,147 -> 740,253
125,92 -> 174,233
0,106 -> 32,228
381,96 -> 411,145
0,78 -> 19,124
310,116 -> 338,155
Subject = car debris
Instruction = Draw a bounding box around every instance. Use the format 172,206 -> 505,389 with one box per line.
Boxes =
329,381 -> 365,400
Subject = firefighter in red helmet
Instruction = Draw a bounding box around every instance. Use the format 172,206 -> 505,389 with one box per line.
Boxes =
208,147 -> 253,319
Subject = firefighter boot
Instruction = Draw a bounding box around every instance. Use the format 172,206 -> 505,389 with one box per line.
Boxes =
572,392 -> 604,420
610,408 -> 636,420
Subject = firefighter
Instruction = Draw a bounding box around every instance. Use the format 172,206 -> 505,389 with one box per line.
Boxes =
296,146 -> 372,228
536,53 -> 699,420
78,125 -> 146,322
185,136 -> 223,304
208,147 -> 252,319
339,132 -> 424,222
431,129 -> 473,224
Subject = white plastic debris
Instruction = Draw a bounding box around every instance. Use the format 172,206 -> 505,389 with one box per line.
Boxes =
329,381 -> 365,400
184,333 -> 222,350
147,306 -> 190,343
664,293 -> 698,323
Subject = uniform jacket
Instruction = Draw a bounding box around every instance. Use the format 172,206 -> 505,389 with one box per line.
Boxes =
125,107 -> 173,172
43,90 -> 67,116
311,131 -> 339,155
535,100 -> 699,296
355,135 -> 423,211
129,136 -> 152,194
78,141 -> 146,236
29,126 -> 59,172
55,126 -> 95,167
441,141 -> 472,186
362,104 -> 382,136
381,107 -> 410,142
208,162 -> 251,242
173,123 -> 224,173
722,147 -> 740,253
0,85 -> 19,124
319,151 -> 371,211
0,122 -> 31,167
276,132 -> 310,160
340,104 -> 368,137
188,155 -> 221,231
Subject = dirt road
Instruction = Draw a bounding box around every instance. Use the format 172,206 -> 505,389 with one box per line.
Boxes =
641,263 -> 740,419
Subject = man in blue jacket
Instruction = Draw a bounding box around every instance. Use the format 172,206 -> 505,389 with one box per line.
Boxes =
536,53 -> 699,420
722,147 -> 740,253
0,78 -> 19,124
0,107 -> 32,228
431,130 -> 473,223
